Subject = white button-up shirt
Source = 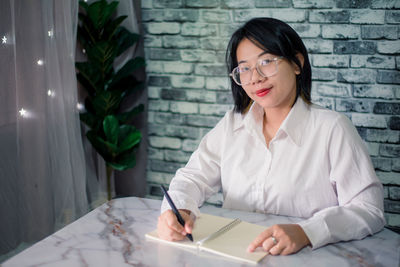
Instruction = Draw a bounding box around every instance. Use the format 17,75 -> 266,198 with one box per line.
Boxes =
161,98 -> 385,249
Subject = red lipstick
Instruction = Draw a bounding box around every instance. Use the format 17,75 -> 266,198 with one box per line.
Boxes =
256,88 -> 271,97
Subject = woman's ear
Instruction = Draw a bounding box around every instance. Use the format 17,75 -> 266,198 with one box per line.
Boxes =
293,52 -> 304,75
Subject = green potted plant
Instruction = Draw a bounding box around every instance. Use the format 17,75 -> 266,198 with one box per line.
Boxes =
76,0 -> 145,200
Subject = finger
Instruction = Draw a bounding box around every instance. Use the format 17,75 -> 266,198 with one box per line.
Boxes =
164,210 -> 186,235
261,236 -> 276,253
247,228 -> 273,252
269,242 -> 285,256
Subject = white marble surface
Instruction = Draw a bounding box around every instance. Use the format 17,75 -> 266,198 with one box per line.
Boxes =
3,197 -> 399,267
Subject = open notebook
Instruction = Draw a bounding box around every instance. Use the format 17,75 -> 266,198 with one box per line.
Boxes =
145,213 -> 268,264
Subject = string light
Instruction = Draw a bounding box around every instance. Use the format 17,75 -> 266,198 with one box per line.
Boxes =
47,89 -> 55,97
76,103 -> 85,111
48,30 -> 53,37
19,108 -> 28,117
37,59 -> 44,65
2,36 -> 6,44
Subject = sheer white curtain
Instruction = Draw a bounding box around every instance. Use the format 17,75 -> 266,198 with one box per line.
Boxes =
0,0 -> 97,259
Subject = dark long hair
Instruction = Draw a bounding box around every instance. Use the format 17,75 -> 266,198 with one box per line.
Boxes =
226,17 -> 312,113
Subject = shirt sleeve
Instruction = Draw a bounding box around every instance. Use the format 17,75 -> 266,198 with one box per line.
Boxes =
297,114 -> 386,249
160,112 -> 229,217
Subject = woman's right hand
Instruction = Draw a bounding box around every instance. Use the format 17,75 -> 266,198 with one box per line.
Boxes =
157,209 -> 195,241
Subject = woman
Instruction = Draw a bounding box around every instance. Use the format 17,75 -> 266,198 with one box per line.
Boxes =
157,17 -> 385,255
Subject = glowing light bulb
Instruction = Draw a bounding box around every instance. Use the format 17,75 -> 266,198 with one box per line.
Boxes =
76,103 -> 85,111
37,59 -> 44,65
47,90 -> 55,97
19,108 -> 27,117
1,36 -> 6,44
48,30 -> 53,37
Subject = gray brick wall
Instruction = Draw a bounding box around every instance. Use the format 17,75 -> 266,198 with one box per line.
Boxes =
140,0 -> 400,229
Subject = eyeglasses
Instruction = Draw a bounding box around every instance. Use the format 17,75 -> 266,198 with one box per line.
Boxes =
230,56 -> 283,86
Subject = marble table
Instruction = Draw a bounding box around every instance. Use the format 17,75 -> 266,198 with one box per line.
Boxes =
3,197 -> 399,266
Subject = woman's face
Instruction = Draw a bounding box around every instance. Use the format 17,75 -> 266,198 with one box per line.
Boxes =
236,38 -> 300,114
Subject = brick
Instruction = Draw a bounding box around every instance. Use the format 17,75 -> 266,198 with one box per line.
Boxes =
148,147 -> 164,160
336,0 -> 371,8
150,159 -> 183,173
185,0 -> 219,8
386,11 -> 400,24
144,35 -> 162,47
335,99 -> 373,113
202,10 -> 232,23
206,77 -> 230,90
380,144 -> 400,157
337,69 -> 376,84
153,0 -> 183,8
349,10 -> 385,24
389,187 -> 400,200
180,50 -> 217,63
365,128 -> 400,143
147,48 -> 181,61
351,113 -> 387,128
393,158 -> 400,171
351,55 -> 396,69
163,10 -> 199,22
397,57 -> 400,70
311,97 -> 335,110
146,61 -> 163,73
312,68 -> 336,81
199,103 -> 232,116
374,102 -> 400,115
148,100 -> 169,111
365,142 -> 380,156
186,90 -> 217,103
141,0 -> 152,9
312,55 -> 349,68
389,116 -> 400,130
148,86 -> 160,99
334,41 -> 376,55
293,0 -> 335,8
384,186 -> 389,198
141,10 -> 163,22
377,70 -> 400,84
148,111 -> 155,123
303,39 -> 333,54
221,0 -> 253,8
170,101 -> 198,114
314,82 -> 350,97
201,38 -> 229,50
256,0 -> 291,7
384,199 -> 400,213
309,10 -> 350,23
150,124 -> 200,139
164,61 -> 193,74
321,25 -> 359,39
371,0 -> 400,9
372,157 -> 392,172
291,24 -> 320,38
146,171 -> 172,184
361,25 -> 398,40
353,85 -> 397,99
181,23 -> 218,37
194,64 -> 227,76
219,23 -> 242,37
377,40 -> 400,54
217,92 -> 234,104
171,75 -> 205,88
149,136 -> 181,149
185,114 -> 221,127
161,88 -> 186,101
153,112 -> 185,125
163,36 -> 199,49
148,76 -> 171,87
377,171 -> 400,184
164,149 -> 192,163
384,213 -> 400,229
145,22 -> 180,35
233,9 -> 306,23
182,139 -> 201,152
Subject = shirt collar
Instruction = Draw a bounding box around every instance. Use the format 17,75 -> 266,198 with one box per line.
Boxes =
233,98 -> 311,146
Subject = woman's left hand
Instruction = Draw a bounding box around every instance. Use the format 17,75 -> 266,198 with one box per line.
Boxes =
247,224 -> 311,255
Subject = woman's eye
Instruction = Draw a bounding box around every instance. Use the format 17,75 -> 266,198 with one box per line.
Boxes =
260,59 -> 272,66
239,66 -> 250,73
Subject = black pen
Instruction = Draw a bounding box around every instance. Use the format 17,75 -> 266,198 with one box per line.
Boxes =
160,185 -> 193,242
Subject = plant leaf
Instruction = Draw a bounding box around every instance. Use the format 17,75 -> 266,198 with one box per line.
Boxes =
116,104 -> 144,124
111,57 -> 145,87
109,149 -> 137,170
118,125 -> 141,152
103,115 -> 119,145
76,62 -> 101,94
79,112 -> 99,129
92,90 -> 122,117
114,27 -> 140,57
103,15 -> 127,41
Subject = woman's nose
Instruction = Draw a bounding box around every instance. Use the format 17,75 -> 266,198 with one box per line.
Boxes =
250,67 -> 265,84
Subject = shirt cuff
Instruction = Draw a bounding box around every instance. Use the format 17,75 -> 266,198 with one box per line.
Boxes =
297,216 -> 331,250
160,193 -> 201,217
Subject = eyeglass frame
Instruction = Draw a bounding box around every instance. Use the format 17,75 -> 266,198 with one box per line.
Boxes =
229,56 -> 284,86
